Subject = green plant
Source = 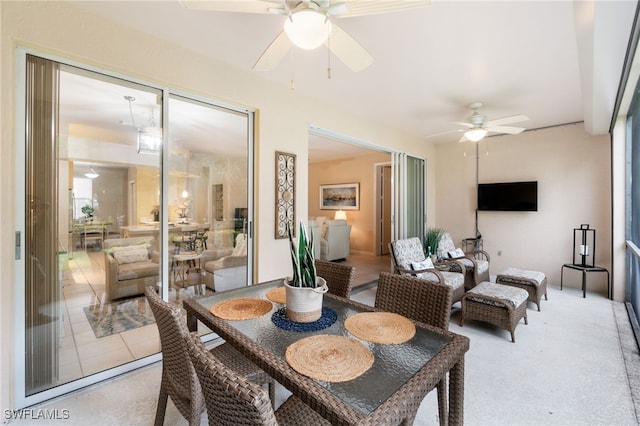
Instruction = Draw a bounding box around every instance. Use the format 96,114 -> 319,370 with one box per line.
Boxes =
81,205 -> 94,217
425,227 -> 445,256
287,220 -> 318,288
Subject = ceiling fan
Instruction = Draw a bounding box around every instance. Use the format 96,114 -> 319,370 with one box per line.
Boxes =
448,102 -> 530,143
180,0 -> 431,73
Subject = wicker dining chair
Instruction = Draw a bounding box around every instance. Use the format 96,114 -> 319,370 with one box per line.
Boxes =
184,331 -> 331,426
374,272 -> 452,426
144,287 -> 275,426
315,259 -> 355,298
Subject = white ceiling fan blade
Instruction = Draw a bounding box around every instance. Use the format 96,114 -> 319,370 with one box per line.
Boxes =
485,114 -> 529,127
179,0 -> 276,14
486,125 -> 526,135
424,129 -> 463,139
451,121 -> 474,129
326,23 -> 373,72
253,31 -> 292,71
339,0 -> 431,17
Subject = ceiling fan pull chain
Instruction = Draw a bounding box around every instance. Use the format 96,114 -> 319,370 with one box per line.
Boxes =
290,48 -> 296,90
327,26 -> 332,80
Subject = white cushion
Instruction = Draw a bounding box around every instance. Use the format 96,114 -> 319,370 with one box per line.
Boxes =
112,244 -> 149,264
411,258 -> 434,271
232,234 -> 247,257
448,248 -> 465,258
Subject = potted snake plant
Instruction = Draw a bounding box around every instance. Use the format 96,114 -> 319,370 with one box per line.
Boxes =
284,220 -> 328,322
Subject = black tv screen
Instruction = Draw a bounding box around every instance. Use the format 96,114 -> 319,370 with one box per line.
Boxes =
477,181 -> 538,211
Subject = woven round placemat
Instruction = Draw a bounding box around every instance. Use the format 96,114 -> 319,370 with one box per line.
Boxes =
344,312 -> 416,344
285,335 -> 374,382
210,298 -> 272,320
265,287 -> 286,304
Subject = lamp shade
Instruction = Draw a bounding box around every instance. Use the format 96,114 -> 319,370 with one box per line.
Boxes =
284,10 -> 332,50
334,210 -> 347,220
464,128 -> 488,142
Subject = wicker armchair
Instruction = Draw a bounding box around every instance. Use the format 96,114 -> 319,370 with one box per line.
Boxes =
315,259 -> 355,299
389,237 -> 465,305
374,272 -> 452,426
144,287 -> 275,426
184,332 -> 331,426
438,232 -> 490,290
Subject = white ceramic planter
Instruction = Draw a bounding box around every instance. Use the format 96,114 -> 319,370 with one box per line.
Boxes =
284,277 -> 328,323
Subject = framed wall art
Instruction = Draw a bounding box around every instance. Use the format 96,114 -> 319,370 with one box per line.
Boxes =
320,183 -> 359,210
275,151 -> 296,239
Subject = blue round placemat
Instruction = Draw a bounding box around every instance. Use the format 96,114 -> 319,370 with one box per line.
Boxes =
271,307 -> 337,332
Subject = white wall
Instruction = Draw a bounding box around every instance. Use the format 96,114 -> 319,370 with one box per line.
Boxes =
435,124 -> 611,294
0,1 -> 436,411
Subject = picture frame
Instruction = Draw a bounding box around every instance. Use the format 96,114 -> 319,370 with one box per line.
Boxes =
320,183 -> 359,210
275,151 -> 296,239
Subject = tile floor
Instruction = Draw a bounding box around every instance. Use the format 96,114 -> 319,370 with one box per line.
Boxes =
58,250 -> 161,383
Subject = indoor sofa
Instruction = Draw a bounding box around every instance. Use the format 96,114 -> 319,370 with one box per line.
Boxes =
104,237 -> 159,300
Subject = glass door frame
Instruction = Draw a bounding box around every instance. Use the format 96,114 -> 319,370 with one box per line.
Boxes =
13,46 -> 255,408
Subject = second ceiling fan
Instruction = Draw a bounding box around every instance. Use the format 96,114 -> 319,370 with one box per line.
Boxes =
434,102 -> 530,143
181,0 -> 431,73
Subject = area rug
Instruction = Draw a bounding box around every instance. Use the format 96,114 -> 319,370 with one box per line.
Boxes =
83,297 -> 156,338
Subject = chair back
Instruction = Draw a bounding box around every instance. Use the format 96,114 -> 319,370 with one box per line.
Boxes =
315,260 -> 355,298
388,237 -> 426,275
144,287 -> 201,411
438,232 -> 457,254
375,272 -> 452,330
184,332 -> 278,426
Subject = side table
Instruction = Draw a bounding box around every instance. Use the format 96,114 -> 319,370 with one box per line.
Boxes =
172,251 -> 203,290
560,264 -> 610,299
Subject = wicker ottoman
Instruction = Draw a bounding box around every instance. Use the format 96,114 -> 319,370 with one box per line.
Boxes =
460,281 -> 529,343
496,267 -> 548,311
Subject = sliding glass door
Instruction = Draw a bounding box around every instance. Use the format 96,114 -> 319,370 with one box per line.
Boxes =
392,152 -> 426,241
18,52 -> 253,407
166,95 -> 251,300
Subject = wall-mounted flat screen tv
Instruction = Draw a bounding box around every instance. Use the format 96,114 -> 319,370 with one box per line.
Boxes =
477,181 -> 538,211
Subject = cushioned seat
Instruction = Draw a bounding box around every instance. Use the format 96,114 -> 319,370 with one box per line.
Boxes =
117,260 -> 158,281
316,217 -> 351,261
461,281 -> 529,343
496,267 -> 548,311
203,234 -> 247,291
438,232 -> 490,290
389,237 -> 466,306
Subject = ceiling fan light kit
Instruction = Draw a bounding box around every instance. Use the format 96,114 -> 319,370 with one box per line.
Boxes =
464,128 -> 488,142
284,10 -> 332,50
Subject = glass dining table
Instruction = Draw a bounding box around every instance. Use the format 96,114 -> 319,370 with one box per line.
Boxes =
183,279 -> 469,425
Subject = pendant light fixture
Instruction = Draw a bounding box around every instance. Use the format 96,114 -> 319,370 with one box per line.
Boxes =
84,165 -> 99,179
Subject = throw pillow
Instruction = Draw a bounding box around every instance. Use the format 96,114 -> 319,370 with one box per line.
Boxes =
411,258 -> 434,271
112,244 -> 149,264
448,248 -> 465,258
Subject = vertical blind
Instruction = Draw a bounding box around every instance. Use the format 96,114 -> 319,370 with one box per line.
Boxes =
392,152 -> 426,242
25,54 -> 60,394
